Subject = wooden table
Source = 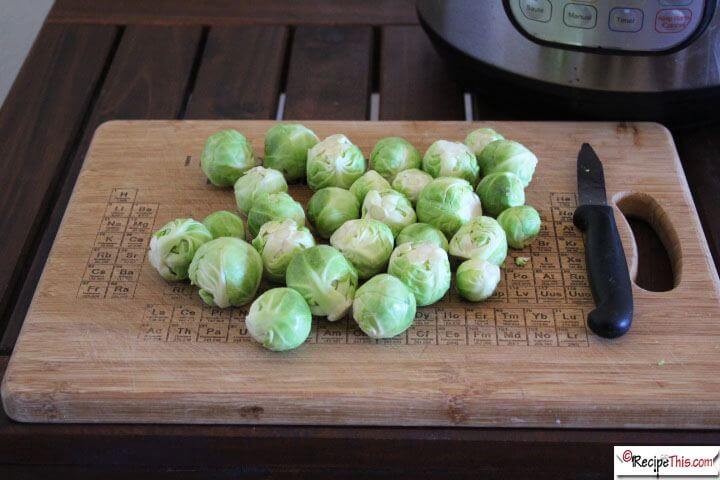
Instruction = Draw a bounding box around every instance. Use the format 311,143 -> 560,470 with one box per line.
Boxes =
0,1 -> 718,477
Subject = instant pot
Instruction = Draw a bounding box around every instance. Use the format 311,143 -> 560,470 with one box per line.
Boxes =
417,0 -> 720,123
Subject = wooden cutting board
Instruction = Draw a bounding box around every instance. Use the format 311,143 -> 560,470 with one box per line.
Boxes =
3,121 -> 719,428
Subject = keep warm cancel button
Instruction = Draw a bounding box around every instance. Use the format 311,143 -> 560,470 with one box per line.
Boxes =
656,8 -> 692,33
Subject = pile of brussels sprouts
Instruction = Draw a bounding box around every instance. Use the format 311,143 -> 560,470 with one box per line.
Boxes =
148,125 -> 541,351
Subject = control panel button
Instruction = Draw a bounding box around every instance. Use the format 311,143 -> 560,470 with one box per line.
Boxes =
563,3 -> 598,29
609,8 -> 644,32
655,8 -> 693,32
659,1 -> 693,5
519,0 -> 552,23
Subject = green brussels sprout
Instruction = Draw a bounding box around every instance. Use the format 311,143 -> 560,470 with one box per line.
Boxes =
352,274 -> 416,339
449,216 -> 508,266
247,192 -> 305,237
286,245 -> 358,321
233,166 -> 288,215
422,140 -> 479,185
306,187 -> 360,239
415,177 -> 482,238
478,139 -> 537,187
396,223 -> 448,251
349,170 -> 391,203
497,205 -> 542,249
475,171 -> 525,217
361,189 -> 416,237
148,218 -> 213,281
202,210 -> 246,240
391,168 -> 433,205
264,123 -> 319,182
306,134 -> 366,190
369,137 -> 421,181
329,218 -> 394,279
252,219 -> 316,283
188,237 -> 263,308
201,129 -> 256,187
388,241 -> 451,306
464,127 -> 504,157
246,287 -> 312,351
456,258 -> 501,302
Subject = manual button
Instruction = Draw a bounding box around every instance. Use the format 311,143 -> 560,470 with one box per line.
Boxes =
609,7 -> 644,32
563,3 -> 597,29
520,0 -> 552,23
655,8 -> 692,33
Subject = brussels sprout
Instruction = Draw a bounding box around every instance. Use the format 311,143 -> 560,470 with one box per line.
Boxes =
449,216 -> 507,266
188,237 -> 263,308
201,129 -> 256,187
149,218 -> 213,281
456,258 -> 501,302
286,245 -> 358,321
202,210 -> 245,240
478,139 -> 537,187
306,134 -> 366,190
515,256 -> 530,267
497,205 -> 542,249
422,140 -> 479,185
233,166 -> 288,215
391,168 -> 433,205
246,287 -> 312,351
252,219 -> 316,283
306,187 -> 360,239
464,127 -> 504,157
361,189 -> 416,237
349,170 -> 391,203
415,177 -> 482,238
247,192 -> 305,237
388,241 -> 451,306
264,123 -> 319,182
475,171 -> 525,217
396,223 -> 448,251
352,274 -> 416,339
369,137 -> 421,181
329,219 -> 394,279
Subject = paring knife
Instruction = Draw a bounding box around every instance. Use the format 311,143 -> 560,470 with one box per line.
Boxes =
573,143 -> 633,339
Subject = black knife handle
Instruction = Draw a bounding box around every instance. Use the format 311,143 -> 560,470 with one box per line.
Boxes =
573,204 -> 633,339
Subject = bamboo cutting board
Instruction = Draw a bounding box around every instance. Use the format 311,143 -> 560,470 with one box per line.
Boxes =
3,121 -> 719,428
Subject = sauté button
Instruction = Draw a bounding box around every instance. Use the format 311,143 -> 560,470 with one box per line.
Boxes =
564,3 -> 598,29
520,0 -> 553,23
609,7 -> 644,32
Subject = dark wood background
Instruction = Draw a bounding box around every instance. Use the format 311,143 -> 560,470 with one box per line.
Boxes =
0,1 -> 718,477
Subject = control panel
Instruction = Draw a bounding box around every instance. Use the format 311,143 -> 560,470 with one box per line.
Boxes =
507,0 -> 710,52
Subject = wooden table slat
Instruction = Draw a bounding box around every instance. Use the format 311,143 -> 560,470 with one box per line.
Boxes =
284,26 -> 373,121
0,25 -> 203,353
48,0 -> 418,26
380,26 -> 465,120
0,24 -> 118,331
185,26 -> 288,120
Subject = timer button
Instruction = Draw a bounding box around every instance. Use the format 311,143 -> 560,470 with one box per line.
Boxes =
519,0 -> 552,23
609,8 -> 644,32
655,8 -> 693,33
563,3 -> 598,29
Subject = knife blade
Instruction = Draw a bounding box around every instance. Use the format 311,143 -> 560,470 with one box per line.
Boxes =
577,143 -> 607,206
573,144 -> 633,339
